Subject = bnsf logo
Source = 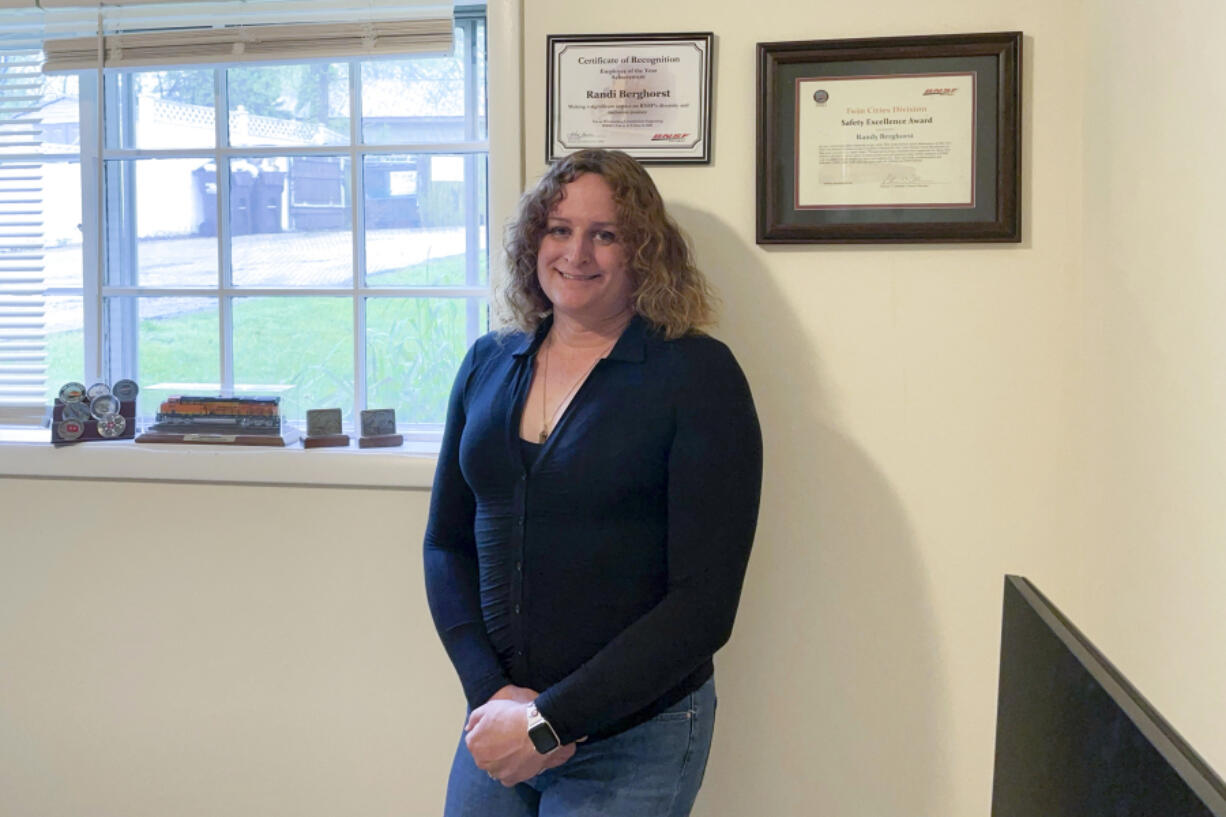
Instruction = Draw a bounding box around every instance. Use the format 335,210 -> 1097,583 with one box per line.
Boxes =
923,88 -> 958,96
650,133 -> 690,142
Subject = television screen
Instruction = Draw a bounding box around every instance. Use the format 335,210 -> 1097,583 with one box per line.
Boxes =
991,575 -> 1226,817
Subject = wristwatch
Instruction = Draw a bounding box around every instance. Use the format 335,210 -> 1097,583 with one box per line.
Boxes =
526,702 -> 561,754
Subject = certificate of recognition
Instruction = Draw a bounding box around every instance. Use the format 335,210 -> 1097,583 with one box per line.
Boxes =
547,34 -> 713,163
794,72 -> 976,209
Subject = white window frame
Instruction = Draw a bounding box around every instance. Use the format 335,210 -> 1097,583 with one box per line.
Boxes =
84,9 -> 487,440
0,0 -> 524,488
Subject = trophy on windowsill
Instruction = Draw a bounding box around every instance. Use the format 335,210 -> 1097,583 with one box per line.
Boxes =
358,408 -> 403,449
303,408 -> 349,448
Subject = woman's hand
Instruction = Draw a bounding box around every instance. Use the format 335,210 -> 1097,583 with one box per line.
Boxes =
486,684 -> 538,704
464,699 -> 576,786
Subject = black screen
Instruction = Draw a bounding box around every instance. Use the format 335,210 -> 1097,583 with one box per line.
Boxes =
991,576 -> 1226,817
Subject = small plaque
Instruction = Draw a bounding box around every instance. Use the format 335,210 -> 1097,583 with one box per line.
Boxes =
183,433 -> 238,443
360,408 -> 397,438
307,408 -> 343,437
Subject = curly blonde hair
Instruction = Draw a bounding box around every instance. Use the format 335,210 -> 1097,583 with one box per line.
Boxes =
497,149 -> 717,339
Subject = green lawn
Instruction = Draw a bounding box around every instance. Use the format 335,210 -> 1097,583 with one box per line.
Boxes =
46,253 -> 487,425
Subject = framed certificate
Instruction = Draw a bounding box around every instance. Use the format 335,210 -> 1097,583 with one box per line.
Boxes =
757,32 -> 1021,243
547,32 -> 714,164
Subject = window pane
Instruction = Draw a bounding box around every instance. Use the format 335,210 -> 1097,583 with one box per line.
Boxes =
104,159 -> 218,287
104,296 -> 220,418
43,159 -> 82,258
366,296 -> 482,425
361,28 -> 470,144
364,153 -> 487,286
44,295 -> 83,403
5,72 -> 81,157
233,296 -> 353,424
231,154 -> 353,287
106,69 -> 216,150
475,21 -> 487,140
227,63 -> 349,148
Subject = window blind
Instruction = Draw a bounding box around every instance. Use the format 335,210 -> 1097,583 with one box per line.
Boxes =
0,14 -> 47,425
36,0 -> 455,71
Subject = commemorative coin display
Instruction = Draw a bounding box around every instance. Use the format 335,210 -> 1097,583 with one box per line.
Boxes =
52,378 -> 139,443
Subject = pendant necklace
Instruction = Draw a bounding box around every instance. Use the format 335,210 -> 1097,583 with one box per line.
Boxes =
538,336 -> 616,443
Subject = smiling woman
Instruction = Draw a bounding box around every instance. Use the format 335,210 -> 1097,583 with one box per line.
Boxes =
533,173 -> 634,326
424,149 -> 764,817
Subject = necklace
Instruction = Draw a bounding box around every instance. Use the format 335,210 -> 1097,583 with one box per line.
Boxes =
538,336 -> 617,443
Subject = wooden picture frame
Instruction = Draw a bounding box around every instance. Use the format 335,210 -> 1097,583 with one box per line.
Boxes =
756,32 -> 1021,243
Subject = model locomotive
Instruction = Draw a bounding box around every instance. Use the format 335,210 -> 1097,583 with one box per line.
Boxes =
153,395 -> 281,432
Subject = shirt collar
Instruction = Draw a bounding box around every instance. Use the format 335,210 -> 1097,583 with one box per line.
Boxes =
509,313 -> 649,363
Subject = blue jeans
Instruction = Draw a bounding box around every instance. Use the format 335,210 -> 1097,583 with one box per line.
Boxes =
443,677 -> 716,817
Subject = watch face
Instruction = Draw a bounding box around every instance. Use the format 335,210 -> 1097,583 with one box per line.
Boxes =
528,722 -> 560,755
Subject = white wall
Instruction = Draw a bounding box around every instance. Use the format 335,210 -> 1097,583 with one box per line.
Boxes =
6,0 -> 1226,815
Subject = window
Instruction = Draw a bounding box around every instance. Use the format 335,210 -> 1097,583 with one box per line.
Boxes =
3,7 -> 488,438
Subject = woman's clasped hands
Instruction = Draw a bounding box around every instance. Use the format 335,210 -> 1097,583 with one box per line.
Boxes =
464,685 -> 577,787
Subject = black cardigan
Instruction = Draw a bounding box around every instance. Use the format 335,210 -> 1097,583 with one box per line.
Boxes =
423,315 -> 763,744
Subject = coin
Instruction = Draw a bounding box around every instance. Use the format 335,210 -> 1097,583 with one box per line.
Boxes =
96,413 -> 127,438
58,382 -> 87,403
62,400 -> 91,422
57,419 -> 85,440
86,381 -> 111,401
90,394 -> 120,419
112,379 -> 139,402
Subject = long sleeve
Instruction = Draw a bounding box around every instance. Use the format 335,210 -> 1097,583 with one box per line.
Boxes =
423,342 -> 511,709
533,338 -> 763,743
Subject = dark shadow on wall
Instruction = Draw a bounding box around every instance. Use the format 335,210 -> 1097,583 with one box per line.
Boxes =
671,205 -> 948,817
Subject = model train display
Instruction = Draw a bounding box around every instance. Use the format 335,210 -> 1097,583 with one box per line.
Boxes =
153,395 -> 281,432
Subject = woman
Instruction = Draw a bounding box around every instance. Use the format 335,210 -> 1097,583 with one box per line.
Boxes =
424,149 -> 762,817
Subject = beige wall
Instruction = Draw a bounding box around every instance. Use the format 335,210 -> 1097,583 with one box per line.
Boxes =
522,0 -> 1085,814
4,0 -> 1226,815
1079,0 -> 1226,778
0,480 -> 461,816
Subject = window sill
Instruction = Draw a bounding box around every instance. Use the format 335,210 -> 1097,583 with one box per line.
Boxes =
0,431 -> 438,490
